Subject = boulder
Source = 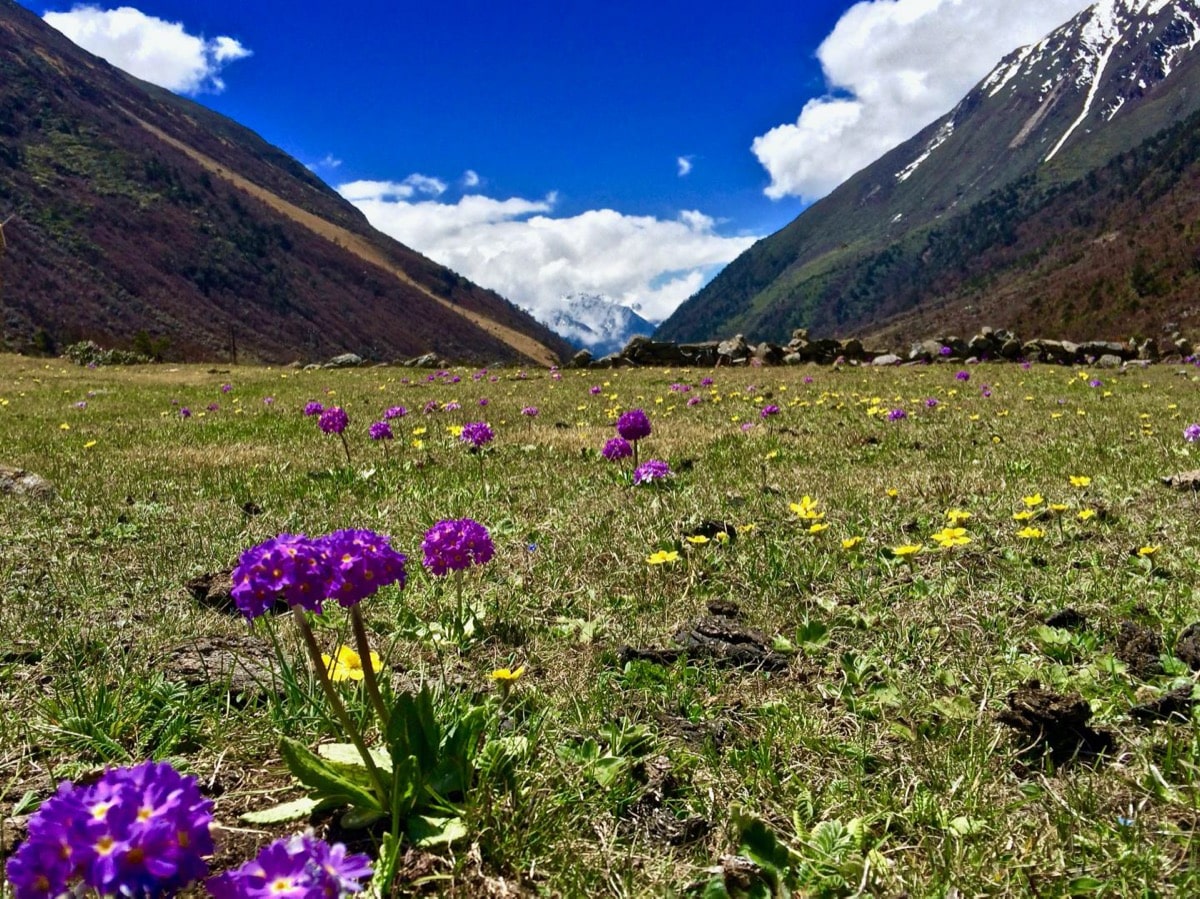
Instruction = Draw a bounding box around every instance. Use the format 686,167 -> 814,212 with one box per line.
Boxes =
872,354 -> 902,366
908,339 -> 944,362
1095,354 -> 1124,369
0,465 -> 56,501
752,342 -> 785,365
326,353 -> 363,368
566,349 -> 593,369
716,334 -> 749,362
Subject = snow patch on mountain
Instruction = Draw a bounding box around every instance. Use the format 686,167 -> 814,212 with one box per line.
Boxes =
535,293 -> 656,355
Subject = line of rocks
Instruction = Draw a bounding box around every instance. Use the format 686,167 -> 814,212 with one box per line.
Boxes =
565,327 -> 1193,369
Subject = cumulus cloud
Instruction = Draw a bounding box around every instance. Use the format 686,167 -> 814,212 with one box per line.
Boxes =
677,155 -> 694,177
462,169 -> 481,189
340,181 -> 758,323
337,174 -> 446,202
43,5 -> 251,94
753,0 -> 1091,201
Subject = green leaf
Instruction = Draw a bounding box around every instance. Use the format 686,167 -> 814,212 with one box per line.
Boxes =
240,796 -> 322,824
735,811 -> 794,876
593,755 -> 628,787
771,634 -> 796,653
932,695 -> 976,721
407,814 -> 468,847
1067,876 -> 1105,895
948,815 -> 985,837
280,737 -> 382,812
317,742 -> 392,769
340,806 -> 387,830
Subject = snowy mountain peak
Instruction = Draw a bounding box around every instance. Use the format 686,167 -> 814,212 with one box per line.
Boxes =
537,293 -> 656,356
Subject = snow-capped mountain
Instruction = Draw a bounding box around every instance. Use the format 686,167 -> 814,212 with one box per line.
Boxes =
658,0 -> 1200,344
537,293 -> 656,356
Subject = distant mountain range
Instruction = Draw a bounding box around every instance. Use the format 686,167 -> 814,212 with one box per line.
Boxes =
0,0 -> 571,364
657,0 -> 1200,345
536,293 -> 655,356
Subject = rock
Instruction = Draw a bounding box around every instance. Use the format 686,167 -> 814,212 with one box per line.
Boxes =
302,363 -> 322,371
999,338 -> 1023,360
326,353 -> 363,368
0,465 -> 56,501
716,334 -> 749,362
1137,338 -> 1159,362
1095,354 -> 1124,369
783,352 -> 803,365
872,354 -> 902,366
908,339 -> 943,362
1161,470 -> 1200,491
791,328 -> 809,342
566,349 -> 593,368
840,337 -> 864,360
406,353 -> 439,368
1175,337 -> 1194,357
752,342 -> 784,365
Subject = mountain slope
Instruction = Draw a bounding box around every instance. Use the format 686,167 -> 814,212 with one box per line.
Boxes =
0,0 -> 571,364
538,294 -> 656,356
657,0 -> 1200,343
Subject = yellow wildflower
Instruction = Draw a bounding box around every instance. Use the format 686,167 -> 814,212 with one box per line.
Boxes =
321,646 -> 382,683
646,550 -> 681,565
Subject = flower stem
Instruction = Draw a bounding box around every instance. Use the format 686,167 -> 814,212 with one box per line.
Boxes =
292,612 -> 389,805
348,605 -> 391,732
339,432 -> 352,466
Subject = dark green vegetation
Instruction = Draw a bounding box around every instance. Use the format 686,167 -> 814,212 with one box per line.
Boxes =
4,354 -> 1200,895
0,1 -> 570,365
657,2 -> 1200,347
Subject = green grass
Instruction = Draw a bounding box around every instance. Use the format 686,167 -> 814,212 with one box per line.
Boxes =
3,355 -> 1200,896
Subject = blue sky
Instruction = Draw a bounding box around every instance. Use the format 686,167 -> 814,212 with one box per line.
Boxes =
28,0 -> 1092,323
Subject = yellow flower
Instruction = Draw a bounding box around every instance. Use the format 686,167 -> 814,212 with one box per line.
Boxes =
59,422 -> 70,430
841,536 -> 864,550
1016,526 -> 1045,540
412,426 -> 427,436
789,496 -> 824,521
83,440 -> 98,449
891,543 -> 923,558
945,509 -> 972,525
411,439 -> 425,450
685,535 -> 710,545
1069,475 -> 1091,488
489,666 -> 525,682
808,523 -> 829,534
736,523 -> 757,534
1022,493 -> 1044,507
1012,510 -> 1034,522
1048,503 -> 1069,514
715,531 -> 730,544
885,488 -> 899,498
1137,545 -> 1159,557
764,450 -> 779,461
321,646 -> 382,683
646,550 -> 681,565
447,425 -> 464,437
1077,509 -> 1097,521
931,527 -> 970,548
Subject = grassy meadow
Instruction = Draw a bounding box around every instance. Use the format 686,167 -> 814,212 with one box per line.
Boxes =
3,352 -> 1200,896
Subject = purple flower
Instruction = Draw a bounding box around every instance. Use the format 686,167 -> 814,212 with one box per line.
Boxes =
760,404 -> 781,419
803,376 -> 814,384
318,407 -> 349,435
221,383 -> 233,393
589,385 -> 602,395
1088,378 -> 1103,388
6,761 -> 213,899
669,383 -> 691,393
179,407 -> 191,418
478,398 -> 489,407
939,345 -> 953,356
925,397 -> 939,408
73,401 -> 87,409
263,396 -> 275,406
207,402 -> 220,412
633,459 -> 672,485
601,437 -> 632,461
383,406 -> 407,419
740,423 -> 754,433
980,386 -> 992,398
208,834 -> 371,899
1185,423 -> 1200,443
369,421 -> 393,441
303,401 -> 324,416
460,421 -> 494,448
230,534 -> 335,618
955,370 -> 970,381
319,529 -> 407,608
700,377 -> 714,387
443,401 -> 461,412
686,396 -> 703,407
616,408 -> 651,441
422,400 -> 439,414
521,406 -> 539,417
887,408 -> 907,422
421,519 -> 494,576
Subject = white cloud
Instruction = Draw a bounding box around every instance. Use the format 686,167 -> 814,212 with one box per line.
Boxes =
43,5 -> 251,95
340,181 -> 758,323
753,0 -> 1091,201
337,174 -> 446,202
462,169 -> 481,189
677,155 -> 694,176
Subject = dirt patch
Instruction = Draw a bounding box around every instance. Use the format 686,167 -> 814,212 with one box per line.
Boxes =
1044,608 -> 1087,630
1115,621 -> 1163,679
158,634 -> 283,699
1175,623 -> 1200,670
1131,685 -> 1196,723
997,681 -> 1115,763
621,755 -> 710,847
619,601 -> 790,672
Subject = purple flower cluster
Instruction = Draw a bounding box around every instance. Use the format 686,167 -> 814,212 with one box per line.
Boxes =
368,421 -> 393,441
460,421 -> 495,449
1185,423 -> 1200,443
760,404 -> 780,419
589,385 -> 602,395
209,833 -> 371,899
601,437 -> 632,461
303,401 -> 324,417
318,407 -> 349,435
521,406 -> 539,417
231,531 -> 406,619
633,459 -> 672,485
383,406 -> 407,420
700,377 -> 714,387
616,408 -> 652,441
179,407 -> 192,419
886,408 -> 908,422
421,518 -> 495,576
6,761 -> 213,899
955,370 -> 970,382
686,396 -> 703,407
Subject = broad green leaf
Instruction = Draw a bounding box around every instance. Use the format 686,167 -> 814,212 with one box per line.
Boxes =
408,814 -> 468,847
240,796 -> 322,824
280,737 -> 381,812
317,742 -> 392,769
